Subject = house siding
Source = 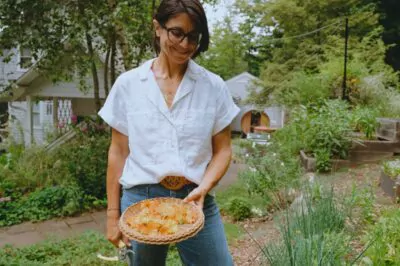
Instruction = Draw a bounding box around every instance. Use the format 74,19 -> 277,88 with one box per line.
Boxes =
8,100 -> 66,145
0,48 -> 26,88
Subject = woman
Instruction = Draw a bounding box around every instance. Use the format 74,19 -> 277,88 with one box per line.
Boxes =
98,0 -> 240,265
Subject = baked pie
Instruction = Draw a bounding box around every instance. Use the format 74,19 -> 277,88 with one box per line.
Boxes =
126,200 -> 197,236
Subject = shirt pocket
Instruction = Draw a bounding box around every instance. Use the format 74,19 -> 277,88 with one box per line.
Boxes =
183,109 -> 214,140
127,111 -> 166,165
181,110 -> 214,166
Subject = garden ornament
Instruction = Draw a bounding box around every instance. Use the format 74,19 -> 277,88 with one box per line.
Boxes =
97,240 -> 135,265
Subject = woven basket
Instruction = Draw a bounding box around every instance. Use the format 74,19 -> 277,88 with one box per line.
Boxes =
119,197 -> 205,245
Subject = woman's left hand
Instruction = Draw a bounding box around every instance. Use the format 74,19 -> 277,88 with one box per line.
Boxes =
183,186 -> 208,210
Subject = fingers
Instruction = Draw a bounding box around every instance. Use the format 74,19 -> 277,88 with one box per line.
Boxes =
123,235 -> 131,247
184,188 -> 200,203
108,233 -> 122,248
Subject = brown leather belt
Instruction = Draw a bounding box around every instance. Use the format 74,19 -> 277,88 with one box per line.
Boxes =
160,176 -> 193,190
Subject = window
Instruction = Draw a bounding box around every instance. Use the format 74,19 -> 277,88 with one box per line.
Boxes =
32,103 -> 40,126
45,101 -> 53,116
19,47 -> 33,69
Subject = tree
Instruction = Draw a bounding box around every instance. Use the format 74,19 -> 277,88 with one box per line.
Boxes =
377,0 -> 400,72
232,0 -> 390,105
0,0 -> 218,112
196,16 -> 248,80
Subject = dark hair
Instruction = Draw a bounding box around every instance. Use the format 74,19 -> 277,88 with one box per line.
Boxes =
153,0 -> 209,59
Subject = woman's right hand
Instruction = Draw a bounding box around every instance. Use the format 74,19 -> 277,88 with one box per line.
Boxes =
107,211 -> 131,248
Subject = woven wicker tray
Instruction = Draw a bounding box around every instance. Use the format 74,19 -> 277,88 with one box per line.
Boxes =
119,197 -> 205,245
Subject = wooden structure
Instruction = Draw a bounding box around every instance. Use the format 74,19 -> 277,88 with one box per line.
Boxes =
240,110 -> 270,134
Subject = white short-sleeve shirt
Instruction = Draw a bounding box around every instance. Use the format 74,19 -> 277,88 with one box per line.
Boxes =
98,58 -> 240,188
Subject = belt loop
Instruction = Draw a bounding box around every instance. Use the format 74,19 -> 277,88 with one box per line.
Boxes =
146,185 -> 150,198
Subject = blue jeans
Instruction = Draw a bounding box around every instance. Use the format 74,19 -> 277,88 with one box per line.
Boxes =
121,183 -> 234,266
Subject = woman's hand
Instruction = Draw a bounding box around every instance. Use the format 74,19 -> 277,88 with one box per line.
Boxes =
183,186 -> 208,210
106,211 -> 130,248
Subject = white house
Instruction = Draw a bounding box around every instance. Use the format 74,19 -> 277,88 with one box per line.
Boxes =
225,72 -> 285,134
0,47 -> 108,146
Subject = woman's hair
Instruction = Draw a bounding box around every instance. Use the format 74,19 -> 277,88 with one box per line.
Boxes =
153,0 -> 209,59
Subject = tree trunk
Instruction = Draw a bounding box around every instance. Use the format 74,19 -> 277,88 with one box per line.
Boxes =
104,32 -> 111,96
151,0 -> 156,18
108,0 -> 131,71
86,33 -> 101,113
78,2 -> 101,112
111,30 -> 117,85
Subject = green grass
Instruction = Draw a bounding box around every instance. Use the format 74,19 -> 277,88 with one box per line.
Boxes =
0,225 -> 242,266
224,222 -> 243,244
0,231 -> 182,266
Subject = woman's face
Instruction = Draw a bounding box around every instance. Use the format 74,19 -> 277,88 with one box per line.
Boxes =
154,13 -> 200,64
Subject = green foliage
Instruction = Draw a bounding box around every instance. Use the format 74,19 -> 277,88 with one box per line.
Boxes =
0,231 -> 121,266
216,179 -> 269,220
0,185 -> 85,226
383,159 -> 400,179
167,245 -> 183,266
303,100 -> 353,172
344,184 -> 376,225
350,106 -> 379,139
239,147 -> 302,197
362,208 -> 400,265
55,128 -> 110,199
0,230 -> 181,265
226,197 -> 252,221
196,16 -> 248,80
224,222 -> 243,244
264,187 -> 353,265
234,0 -> 400,113
0,122 -> 110,226
275,100 -> 353,172
314,149 -> 332,173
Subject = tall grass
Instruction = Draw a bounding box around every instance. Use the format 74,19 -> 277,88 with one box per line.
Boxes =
264,186 -> 354,266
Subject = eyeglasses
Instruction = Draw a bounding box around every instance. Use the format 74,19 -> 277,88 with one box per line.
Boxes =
160,24 -> 201,45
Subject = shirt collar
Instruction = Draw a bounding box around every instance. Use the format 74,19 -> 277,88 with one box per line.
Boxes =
138,58 -> 203,81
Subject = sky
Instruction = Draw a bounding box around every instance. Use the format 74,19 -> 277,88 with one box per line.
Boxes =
203,0 -> 234,32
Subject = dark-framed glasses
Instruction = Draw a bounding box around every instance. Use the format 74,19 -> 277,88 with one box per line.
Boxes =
160,24 -> 201,45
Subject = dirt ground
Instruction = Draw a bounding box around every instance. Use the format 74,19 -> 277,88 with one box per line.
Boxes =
228,163 -> 396,266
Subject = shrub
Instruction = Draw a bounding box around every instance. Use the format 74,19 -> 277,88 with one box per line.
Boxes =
0,119 -> 111,226
239,146 -> 302,197
304,100 -> 353,162
0,185 -> 84,226
55,132 -> 110,199
272,100 -> 354,172
227,197 -> 252,221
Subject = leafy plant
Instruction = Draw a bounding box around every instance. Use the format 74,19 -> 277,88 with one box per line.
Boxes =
239,147 -> 302,197
362,208 -> 400,265
0,185 -> 85,226
227,197 -> 252,221
314,149 -> 332,173
383,159 -> 400,179
304,100 -> 353,162
0,121 -> 111,226
344,184 -> 376,225
351,106 -> 379,139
